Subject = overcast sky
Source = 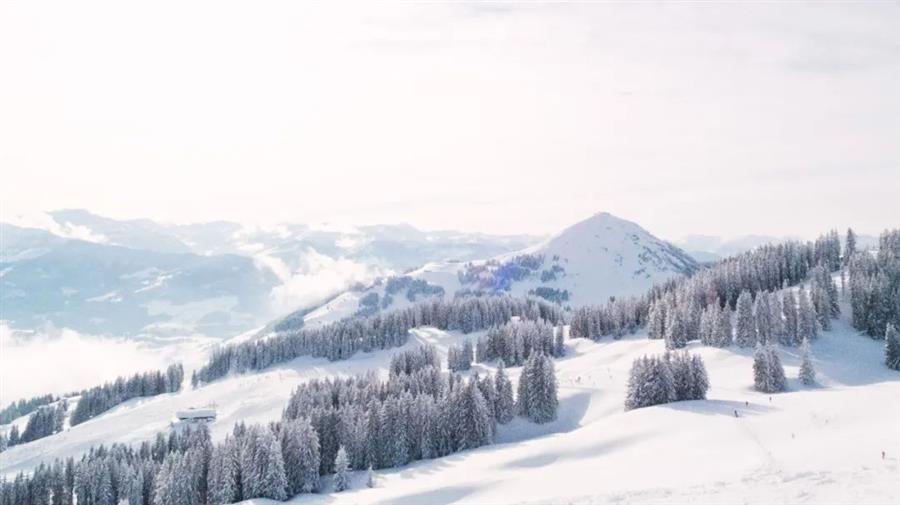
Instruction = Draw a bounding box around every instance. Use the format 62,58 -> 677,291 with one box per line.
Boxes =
1,1 -> 897,240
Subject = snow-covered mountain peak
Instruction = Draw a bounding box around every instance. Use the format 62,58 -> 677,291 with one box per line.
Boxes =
530,211 -> 657,253
499,211 -> 698,305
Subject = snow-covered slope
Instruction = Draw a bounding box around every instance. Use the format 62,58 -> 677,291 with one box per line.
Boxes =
4,304 -> 897,504
289,212 -> 697,328
496,211 -> 698,305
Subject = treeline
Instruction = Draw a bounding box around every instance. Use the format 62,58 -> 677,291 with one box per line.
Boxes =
193,295 -> 563,385
475,319 -> 565,365
625,351 -> 709,410
0,401 -> 68,452
71,364 -> 184,427
571,231 -> 844,344
0,394 -> 56,424
848,229 -> 900,339
1,365 -> 183,452
0,345 -> 560,505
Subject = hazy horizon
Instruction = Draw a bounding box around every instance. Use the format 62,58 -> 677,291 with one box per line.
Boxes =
2,2 -> 898,240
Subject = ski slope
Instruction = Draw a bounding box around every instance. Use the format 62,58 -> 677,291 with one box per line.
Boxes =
3,304 -> 898,504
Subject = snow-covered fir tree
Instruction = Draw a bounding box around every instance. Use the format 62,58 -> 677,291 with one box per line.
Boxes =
781,291 -> 799,346
735,291 -> 756,348
624,355 -> 676,410
280,418 -> 320,495
494,361 -> 515,424
754,292 -> 772,345
664,304 -> 688,350
457,379 -> 493,448
753,343 -> 786,393
647,300 -> 666,340
333,446 -> 350,492
848,229 -> 900,339
517,353 -> 558,423
713,303 -> 732,347
207,439 -> 239,504
555,323 -> 565,357
798,288 -> 818,342
844,227 -> 857,266
885,323 -> 900,371
799,337 -> 816,385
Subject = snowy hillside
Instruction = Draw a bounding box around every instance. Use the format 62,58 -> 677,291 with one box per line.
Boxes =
287,212 -> 697,329
495,211 -> 698,305
3,305 -> 897,503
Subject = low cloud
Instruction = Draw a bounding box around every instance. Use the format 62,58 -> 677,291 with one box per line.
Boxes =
0,323 -> 210,404
268,248 -> 377,315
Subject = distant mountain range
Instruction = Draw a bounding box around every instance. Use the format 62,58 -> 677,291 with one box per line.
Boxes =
0,210 -> 538,337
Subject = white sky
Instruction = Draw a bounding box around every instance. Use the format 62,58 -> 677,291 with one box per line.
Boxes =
1,2 -> 898,240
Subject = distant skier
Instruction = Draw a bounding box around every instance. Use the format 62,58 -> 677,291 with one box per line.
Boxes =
734,409 -> 739,418
883,451 -> 886,460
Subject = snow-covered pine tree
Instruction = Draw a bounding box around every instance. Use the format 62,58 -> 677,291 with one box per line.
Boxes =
754,343 -> 786,393
624,355 -> 676,410
494,361 -> 515,424
770,293 -> 785,342
457,378 -> 493,448
885,323 -> 900,371
752,343 -> 768,392
333,446 -> 350,492
799,337 -> 816,385
207,439 -> 239,505
280,418 -> 320,495
555,323 -> 565,357
688,354 -> 710,400
781,291 -> 799,346
477,373 -> 498,429
714,304 -> 732,347
531,354 -> 558,423
844,227 -> 857,266
767,344 -> 787,392
258,429 -> 288,501
516,354 -> 534,418
754,292 -> 772,345
735,291 -> 755,348
648,300 -> 666,340
664,305 -> 688,350
699,306 -> 713,346
798,288 -> 817,343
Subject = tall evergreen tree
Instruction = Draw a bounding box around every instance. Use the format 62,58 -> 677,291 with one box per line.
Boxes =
799,337 -> 816,385
333,446 -> 350,492
625,355 -> 676,410
781,291 -> 799,346
555,324 -> 565,357
844,227 -> 857,266
798,289 -> 818,343
754,292 -> 772,345
494,361 -> 515,424
664,305 -> 688,350
207,440 -> 238,505
753,343 -> 786,393
735,291 -> 755,347
885,323 -> 900,371
714,304 -> 732,347
280,419 -> 320,496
